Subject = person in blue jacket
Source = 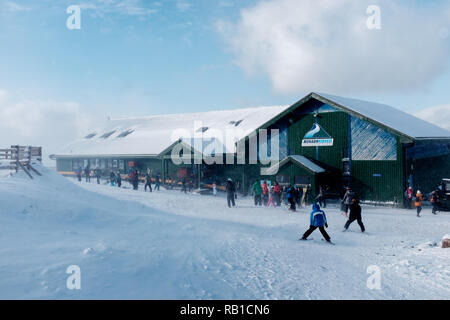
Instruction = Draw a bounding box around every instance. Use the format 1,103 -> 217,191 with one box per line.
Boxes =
300,203 -> 332,243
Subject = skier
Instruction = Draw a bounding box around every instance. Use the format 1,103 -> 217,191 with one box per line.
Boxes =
300,203 -> 332,243
132,169 -> 139,190
252,179 -> 263,206
415,190 -> 423,217
286,185 -> 296,212
226,178 -> 236,208
294,186 -> 301,207
181,178 -> 187,194
116,171 -> 122,188
430,190 -> 440,215
273,182 -> 281,206
76,166 -> 82,182
212,181 -> 217,196
145,173 -> 153,192
406,186 -> 413,209
342,187 -> 355,216
95,168 -> 101,184
155,173 -> 161,191
109,171 -> 116,186
129,170 -> 135,188
343,198 -> 365,232
267,186 -> 276,207
85,165 -> 91,182
262,181 -> 269,206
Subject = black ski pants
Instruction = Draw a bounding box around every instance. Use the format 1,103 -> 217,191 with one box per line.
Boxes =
227,193 -> 236,208
302,226 -> 330,241
344,217 -> 365,232
254,195 -> 262,206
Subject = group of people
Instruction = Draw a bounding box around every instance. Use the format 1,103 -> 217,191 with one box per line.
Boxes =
404,186 -> 442,217
249,180 -> 319,212
76,166 -> 162,192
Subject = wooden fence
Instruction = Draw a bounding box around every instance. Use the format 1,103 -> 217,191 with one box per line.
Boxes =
0,146 -> 42,179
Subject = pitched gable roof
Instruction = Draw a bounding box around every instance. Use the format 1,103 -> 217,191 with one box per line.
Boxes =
313,93 -> 450,140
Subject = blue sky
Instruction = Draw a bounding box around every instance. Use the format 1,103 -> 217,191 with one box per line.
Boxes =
0,0 -> 449,156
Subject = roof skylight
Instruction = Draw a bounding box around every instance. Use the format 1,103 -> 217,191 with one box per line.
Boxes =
99,130 -> 116,139
84,133 -> 96,139
229,120 -> 243,127
117,129 -> 134,138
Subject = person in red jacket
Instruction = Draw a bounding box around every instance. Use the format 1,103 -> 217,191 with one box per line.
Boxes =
262,181 -> 269,206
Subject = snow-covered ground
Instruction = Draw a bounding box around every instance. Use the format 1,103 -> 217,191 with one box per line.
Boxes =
0,165 -> 449,299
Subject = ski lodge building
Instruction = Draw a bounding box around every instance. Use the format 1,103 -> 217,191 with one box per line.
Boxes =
51,92 -> 450,204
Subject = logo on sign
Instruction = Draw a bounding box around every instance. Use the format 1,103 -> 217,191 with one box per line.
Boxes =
302,124 -> 334,147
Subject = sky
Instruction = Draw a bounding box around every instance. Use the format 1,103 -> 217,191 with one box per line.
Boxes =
0,0 -> 449,162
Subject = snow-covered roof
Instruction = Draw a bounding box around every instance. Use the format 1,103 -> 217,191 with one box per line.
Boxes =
56,105 -> 290,157
313,93 -> 450,139
55,92 -> 449,159
265,155 -> 325,175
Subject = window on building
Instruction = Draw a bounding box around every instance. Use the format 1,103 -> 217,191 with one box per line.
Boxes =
276,175 -> 290,185
295,175 -> 310,185
196,127 -> 209,133
100,159 -> 106,169
112,160 -> 118,168
119,160 -> 125,170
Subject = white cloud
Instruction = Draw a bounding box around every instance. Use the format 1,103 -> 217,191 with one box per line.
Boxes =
217,0 -> 450,95
415,105 -> 450,131
0,91 -> 93,165
3,1 -> 31,12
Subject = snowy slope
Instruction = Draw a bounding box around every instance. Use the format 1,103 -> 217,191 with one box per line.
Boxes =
0,166 -> 449,299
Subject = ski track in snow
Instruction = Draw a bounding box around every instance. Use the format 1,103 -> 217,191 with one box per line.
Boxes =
0,167 -> 449,299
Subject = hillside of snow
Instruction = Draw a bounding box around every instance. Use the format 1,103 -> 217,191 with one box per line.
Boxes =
0,165 -> 449,299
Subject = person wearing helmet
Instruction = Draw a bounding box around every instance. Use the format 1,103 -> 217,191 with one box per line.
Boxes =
415,190 -> 423,217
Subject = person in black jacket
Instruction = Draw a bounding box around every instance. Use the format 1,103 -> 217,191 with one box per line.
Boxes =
343,198 -> 365,232
116,171 -> 122,188
226,178 -> 236,208
145,173 -> 153,192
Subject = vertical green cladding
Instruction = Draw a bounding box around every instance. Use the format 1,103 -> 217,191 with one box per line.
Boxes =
289,111 -> 349,171
352,136 -> 404,203
287,109 -> 405,202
